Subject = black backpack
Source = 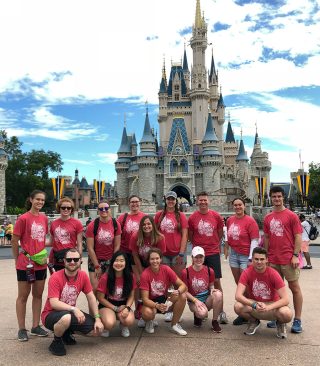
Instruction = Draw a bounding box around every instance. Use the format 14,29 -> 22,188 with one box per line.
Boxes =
93,217 -> 118,237
305,221 -> 319,241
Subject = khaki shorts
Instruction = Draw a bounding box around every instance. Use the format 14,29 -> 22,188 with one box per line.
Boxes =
269,263 -> 300,282
251,303 -> 291,321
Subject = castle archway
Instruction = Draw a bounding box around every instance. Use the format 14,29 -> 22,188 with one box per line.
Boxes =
170,184 -> 191,205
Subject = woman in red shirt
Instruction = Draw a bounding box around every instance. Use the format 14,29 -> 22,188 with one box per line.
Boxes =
12,190 -> 49,342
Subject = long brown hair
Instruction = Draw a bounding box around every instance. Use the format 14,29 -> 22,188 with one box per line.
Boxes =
137,215 -> 163,247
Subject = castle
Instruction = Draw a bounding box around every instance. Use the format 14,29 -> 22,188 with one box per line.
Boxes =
115,0 -> 271,212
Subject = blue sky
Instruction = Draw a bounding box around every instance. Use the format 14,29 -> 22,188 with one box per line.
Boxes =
0,0 -> 319,186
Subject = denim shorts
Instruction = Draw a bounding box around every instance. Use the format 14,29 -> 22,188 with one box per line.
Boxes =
229,248 -> 249,270
162,253 -> 186,266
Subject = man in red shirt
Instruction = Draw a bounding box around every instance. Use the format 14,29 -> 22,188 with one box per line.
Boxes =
188,191 -> 227,324
235,247 -> 292,338
41,249 -> 104,356
263,186 -> 303,334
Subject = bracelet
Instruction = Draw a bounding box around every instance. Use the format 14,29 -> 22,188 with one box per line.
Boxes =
94,264 -> 101,270
251,302 -> 257,310
193,298 -> 197,303
113,306 -> 119,313
178,253 -> 184,257
94,313 -> 101,318
125,306 -> 132,311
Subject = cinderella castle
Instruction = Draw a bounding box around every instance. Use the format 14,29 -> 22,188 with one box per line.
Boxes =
115,0 -> 271,212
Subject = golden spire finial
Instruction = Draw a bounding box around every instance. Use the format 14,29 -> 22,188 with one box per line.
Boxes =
195,0 -> 202,28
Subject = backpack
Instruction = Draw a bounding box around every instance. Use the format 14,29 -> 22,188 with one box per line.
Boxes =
305,221 -> 319,241
93,217 -> 118,237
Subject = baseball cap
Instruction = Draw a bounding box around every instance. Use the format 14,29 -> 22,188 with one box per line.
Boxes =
191,246 -> 205,257
165,191 -> 177,199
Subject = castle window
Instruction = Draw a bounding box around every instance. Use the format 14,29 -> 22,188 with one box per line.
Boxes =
174,85 -> 179,91
180,159 -> 188,173
170,159 -> 178,174
174,94 -> 179,101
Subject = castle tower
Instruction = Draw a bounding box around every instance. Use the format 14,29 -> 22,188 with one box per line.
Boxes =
223,114 -> 238,165
201,112 -> 222,193
236,131 -> 249,196
182,45 -> 190,92
72,168 -> 81,210
0,135 -> 8,213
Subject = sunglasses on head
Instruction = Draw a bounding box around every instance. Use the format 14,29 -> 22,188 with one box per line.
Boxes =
65,257 -> 81,263
98,207 -> 109,212
61,206 -> 72,211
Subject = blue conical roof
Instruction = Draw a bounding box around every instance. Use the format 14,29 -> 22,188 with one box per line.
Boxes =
159,78 -> 167,93
236,139 -> 249,161
225,120 -> 235,143
131,133 -> 137,146
254,131 -> 259,145
140,111 -> 155,143
202,113 -> 218,143
118,127 -> 131,153
183,49 -> 189,71
218,93 -> 225,107
209,52 -> 217,83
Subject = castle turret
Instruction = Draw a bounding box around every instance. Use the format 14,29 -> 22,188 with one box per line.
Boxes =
0,134 -> 8,213
209,49 -> 219,110
224,115 -> 238,165
182,45 -> 190,92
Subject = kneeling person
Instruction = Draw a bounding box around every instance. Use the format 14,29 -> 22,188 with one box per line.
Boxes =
41,249 -> 104,356
181,246 -> 223,333
234,247 -> 292,338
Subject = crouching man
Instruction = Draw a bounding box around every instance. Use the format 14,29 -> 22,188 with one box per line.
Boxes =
41,248 -> 104,356
234,247 -> 292,339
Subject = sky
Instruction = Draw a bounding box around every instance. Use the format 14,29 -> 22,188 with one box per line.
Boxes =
0,0 -> 319,187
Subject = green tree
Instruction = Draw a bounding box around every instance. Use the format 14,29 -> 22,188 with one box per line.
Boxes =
308,162 -> 320,208
1,130 -> 63,210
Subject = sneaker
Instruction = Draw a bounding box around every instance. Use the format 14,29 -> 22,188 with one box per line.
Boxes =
194,314 -> 202,327
30,325 -> 48,337
171,323 -> 187,336
267,320 -> 277,328
211,320 -> 222,333
120,326 -> 130,338
164,312 -> 173,322
18,329 -> 28,342
218,311 -> 229,324
244,319 -> 260,335
101,329 -> 110,338
62,331 -> 77,345
233,316 -> 248,326
145,320 -> 155,334
302,265 -> 312,269
276,321 -> 287,339
49,338 -> 66,356
138,318 -> 146,328
291,318 -> 302,333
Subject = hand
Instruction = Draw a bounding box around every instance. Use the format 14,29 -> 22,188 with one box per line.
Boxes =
291,255 -> 299,269
224,246 -> 229,260
170,290 -> 180,299
94,318 -> 104,334
119,307 -> 129,319
74,308 -> 86,324
95,267 -> 102,279
156,303 -> 167,313
256,302 -> 267,312
175,255 -> 184,265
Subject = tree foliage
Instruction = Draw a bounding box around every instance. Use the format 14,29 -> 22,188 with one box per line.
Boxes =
308,162 -> 320,208
1,130 -> 63,210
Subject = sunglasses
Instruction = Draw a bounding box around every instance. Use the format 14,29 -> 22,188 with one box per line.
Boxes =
98,207 -> 109,212
61,206 -> 72,211
65,257 -> 81,263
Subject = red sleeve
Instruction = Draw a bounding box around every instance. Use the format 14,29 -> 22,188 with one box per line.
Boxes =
180,213 -> 188,229
157,236 -> 166,254
48,273 -> 62,299
166,266 -> 178,284
248,217 -> 259,239
238,269 -> 249,287
116,220 -> 122,236
188,215 -> 194,233
154,211 -> 161,225
97,273 -> 108,294
272,269 -> 286,290
216,213 -> 224,230
82,272 -> 93,294
129,233 -> 138,253
117,214 -> 124,226
76,220 -> 84,234
263,215 -> 270,235
13,216 -> 24,236
139,270 -> 150,292
86,221 -> 95,238
292,214 -> 303,235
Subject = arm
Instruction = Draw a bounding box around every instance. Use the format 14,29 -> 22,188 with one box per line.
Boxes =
96,291 -> 118,311
217,227 -> 223,242
188,228 -> 194,243
86,291 -> 103,333
49,297 -> 86,324
132,252 -> 143,277
248,238 -> 259,260
141,289 -> 161,310
235,282 -> 255,307
171,277 -> 187,297
291,233 -> 302,268
11,234 -> 20,265
45,235 -> 52,247
256,286 -> 289,312
76,232 -> 83,256
113,235 -> 121,253
87,237 -> 102,278
179,228 -> 188,253
264,233 -> 269,252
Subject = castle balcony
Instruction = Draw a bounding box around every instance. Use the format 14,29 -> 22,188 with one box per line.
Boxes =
168,172 -> 191,179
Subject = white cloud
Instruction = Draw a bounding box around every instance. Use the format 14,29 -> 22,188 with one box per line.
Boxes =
64,159 -> 93,165
96,153 -> 118,165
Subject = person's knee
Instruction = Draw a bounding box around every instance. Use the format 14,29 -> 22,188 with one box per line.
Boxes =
120,314 -> 135,326
141,306 -> 155,321
212,290 -> 223,303
54,314 -> 71,333
234,301 -> 244,315
277,307 -> 293,323
288,280 -> 302,294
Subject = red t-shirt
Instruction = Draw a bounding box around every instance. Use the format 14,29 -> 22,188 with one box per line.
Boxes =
97,273 -> 137,301
13,211 -> 48,270
188,210 -> 224,255
86,219 -> 122,260
41,269 -> 92,323
263,209 -> 302,265
227,215 -> 259,256
154,211 -> 188,256
50,217 -> 83,251
129,233 -> 166,264
118,211 -> 145,253
181,265 -> 215,296
239,265 -> 285,302
139,265 -> 177,299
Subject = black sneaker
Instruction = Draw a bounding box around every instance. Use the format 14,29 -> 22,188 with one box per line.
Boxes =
49,338 -> 66,356
194,314 -> 202,327
62,331 -> 77,345
233,316 -> 248,326
30,325 -> 48,337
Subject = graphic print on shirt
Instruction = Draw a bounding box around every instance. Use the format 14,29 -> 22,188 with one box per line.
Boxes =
97,229 -> 113,245
150,278 -> 166,297
191,276 -> 207,293
31,221 -> 46,241
111,286 -> 123,300
54,225 -> 71,245
139,245 -> 151,259
198,219 -> 213,237
60,283 -> 79,306
270,218 -> 284,237
125,219 -> 139,234
160,217 -> 175,234
252,279 -> 271,300
228,223 -> 240,240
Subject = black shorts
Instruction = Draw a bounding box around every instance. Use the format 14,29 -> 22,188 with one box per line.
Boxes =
204,254 -> 222,279
151,295 -> 167,313
98,299 -> 127,309
44,310 -> 95,335
16,269 -> 47,282
5,234 -> 12,241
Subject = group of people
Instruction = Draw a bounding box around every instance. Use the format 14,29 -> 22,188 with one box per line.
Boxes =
11,185 -> 305,356
0,220 -> 13,245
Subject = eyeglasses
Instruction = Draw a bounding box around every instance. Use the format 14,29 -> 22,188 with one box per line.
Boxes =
130,201 -> 140,204
65,257 -> 81,263
98,207 -> 109,212
60,206 -> 72,211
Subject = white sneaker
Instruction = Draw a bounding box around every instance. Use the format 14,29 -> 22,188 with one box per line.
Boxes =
153,320 -> 158,327
138,318 -> 146,328
101,329 -> 110,338
164,312 -> 173,322
171,323 -> 187,336
145,320 -> 155,334
120,326 -> 130,338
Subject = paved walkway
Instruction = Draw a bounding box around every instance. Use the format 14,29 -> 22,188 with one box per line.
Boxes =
0,257 -> 319,366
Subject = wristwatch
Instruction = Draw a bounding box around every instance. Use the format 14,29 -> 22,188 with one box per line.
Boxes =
292,253 -> 299,257
178,253 -> 184,257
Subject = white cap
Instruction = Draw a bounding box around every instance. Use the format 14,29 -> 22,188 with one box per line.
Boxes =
191,246 -> 205,257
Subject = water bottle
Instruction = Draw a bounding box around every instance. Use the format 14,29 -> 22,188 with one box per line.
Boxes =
48,263 -> 55,275
26,263 -> 36,283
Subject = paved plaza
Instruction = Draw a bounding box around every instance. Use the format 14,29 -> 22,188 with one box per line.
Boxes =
0,251 -> 319,366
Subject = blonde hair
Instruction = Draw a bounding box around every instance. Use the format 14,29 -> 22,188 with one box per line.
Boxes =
56,197 -> 74,213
